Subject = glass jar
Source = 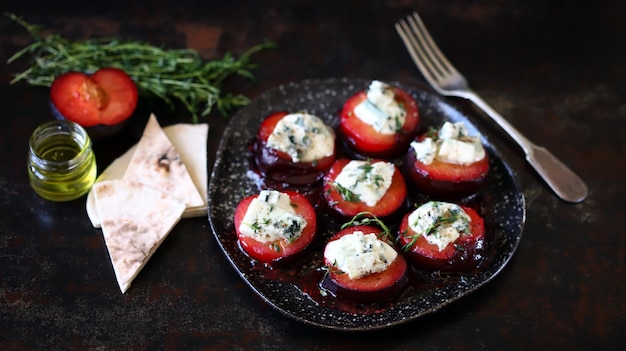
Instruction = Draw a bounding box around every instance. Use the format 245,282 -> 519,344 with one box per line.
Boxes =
27,120 -> 97,202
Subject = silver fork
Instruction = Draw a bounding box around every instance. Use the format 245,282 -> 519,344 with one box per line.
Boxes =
395,12 -> 588,203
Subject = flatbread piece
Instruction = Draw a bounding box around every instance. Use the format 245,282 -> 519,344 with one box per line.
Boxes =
93,179 -> 186,293
123,114 -> 204,210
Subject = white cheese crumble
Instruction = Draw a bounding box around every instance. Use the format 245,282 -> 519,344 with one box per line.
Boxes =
324,231 -> 398,280
266,112 -> 335,163
410,121 -> 486,165
353,80 -> 406,135
333,160 -> 395,207
239,190 -> 307,243
407,201 -> 471,251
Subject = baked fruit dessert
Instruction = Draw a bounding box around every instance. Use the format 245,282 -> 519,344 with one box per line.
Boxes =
397,201 -> 486,272
404,121 -> 489,197
251,111 -> 336,185
322,224 -> 408,302
234,189 -> 317,264
340,80 -> 419,158
322,158 -> 407,219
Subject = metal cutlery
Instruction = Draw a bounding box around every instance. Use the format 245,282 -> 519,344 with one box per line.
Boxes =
395,12 -> 589,203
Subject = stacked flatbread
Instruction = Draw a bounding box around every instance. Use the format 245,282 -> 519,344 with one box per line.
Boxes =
89,114 -> 208,293
87,117 -> 209,226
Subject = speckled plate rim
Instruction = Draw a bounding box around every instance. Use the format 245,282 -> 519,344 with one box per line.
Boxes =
208,78 -> 526,331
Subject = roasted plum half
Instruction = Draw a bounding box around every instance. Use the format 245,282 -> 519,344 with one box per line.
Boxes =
322,225 -> 408,303
398,201 -> 486,272
339,80 -> 419,158
251,111 -> 336,185
234,190 -> 317,265
404,121 -> 489,198
322,158 -> 407,219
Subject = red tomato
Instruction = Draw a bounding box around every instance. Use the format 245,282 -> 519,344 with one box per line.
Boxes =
404,133 -> 489,197
253,111 -> 336,185
323,225 -> 408,302
398,205 -> 486,272
234,190 -> 317,264
323,159 -> 407,218
339,85 -> 419,158
50,67 -> 138,127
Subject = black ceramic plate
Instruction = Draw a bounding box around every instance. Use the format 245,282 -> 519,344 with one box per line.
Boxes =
208,78 -> 525,331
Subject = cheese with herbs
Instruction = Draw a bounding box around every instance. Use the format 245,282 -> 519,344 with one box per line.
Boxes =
333,160 -> 394,206
239,190 -> 307,243
410,121 -> 485,165
354,80 -> 406,135
266,112 -> 335,163
407,201 -> 471,251
324,231 -> 397,279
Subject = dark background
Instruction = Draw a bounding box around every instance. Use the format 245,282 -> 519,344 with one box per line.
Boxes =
1,1 -> 624,350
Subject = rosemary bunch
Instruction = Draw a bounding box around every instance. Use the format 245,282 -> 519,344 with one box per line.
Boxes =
5,13 -> 274,123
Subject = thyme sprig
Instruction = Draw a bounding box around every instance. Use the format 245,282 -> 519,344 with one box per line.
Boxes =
331,182 -> 360,202
5,12 -> 275,123
341,211 -> 393,241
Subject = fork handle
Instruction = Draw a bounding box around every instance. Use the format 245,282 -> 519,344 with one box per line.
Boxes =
462,91 -> 589,203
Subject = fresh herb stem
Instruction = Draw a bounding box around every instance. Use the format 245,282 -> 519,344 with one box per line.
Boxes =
341,211 -> 393,241
5,12 -> 275,123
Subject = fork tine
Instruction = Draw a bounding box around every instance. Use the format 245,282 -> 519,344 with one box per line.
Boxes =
395,12 -> 460,84
395,18 -> 437,84
409,12 -> 459,77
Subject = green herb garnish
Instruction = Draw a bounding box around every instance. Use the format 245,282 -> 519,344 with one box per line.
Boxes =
356,160 -> 386,188
248,218 -> 270,233
341,211 -> 393,241
332,182 -> 360,202
424,126 -> 439,140
5,12 -> 275,123
402,205 -> 469,251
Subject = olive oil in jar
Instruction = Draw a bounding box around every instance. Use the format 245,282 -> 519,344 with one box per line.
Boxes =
27,120 -> 97,201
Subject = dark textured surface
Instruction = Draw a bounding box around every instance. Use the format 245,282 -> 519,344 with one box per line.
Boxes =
1,1 -> 625,350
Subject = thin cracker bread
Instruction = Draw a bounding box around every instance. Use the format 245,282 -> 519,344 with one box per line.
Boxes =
85,121 -> 208,227
93,179 -> 186,293
123,114 -> 204,209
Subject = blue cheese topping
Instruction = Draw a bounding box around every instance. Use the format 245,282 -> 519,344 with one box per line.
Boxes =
333,160 -> 395,207
266,112 -> 335,163
410,121 -> 485,165
354,80 -> 406,135
407,201 -> 471,251
239,190 -> 307,243
324,231 -> 398,279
